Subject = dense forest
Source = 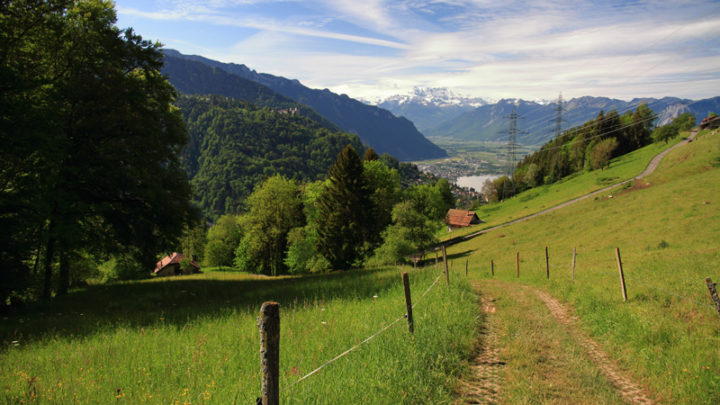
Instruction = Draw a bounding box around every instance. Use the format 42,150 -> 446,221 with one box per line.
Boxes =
176,95 -> 364,219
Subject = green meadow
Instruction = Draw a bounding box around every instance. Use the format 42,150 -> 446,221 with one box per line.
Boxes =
450,129 -> 720,404
0,267 -> 477,404
441,135 -> 686,240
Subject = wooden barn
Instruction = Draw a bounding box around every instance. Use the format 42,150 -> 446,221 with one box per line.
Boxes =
444,209 -> 483,230
154,252 -> 201,276
699,115 -> 719,130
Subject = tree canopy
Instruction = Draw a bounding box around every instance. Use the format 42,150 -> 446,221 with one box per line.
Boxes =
1,0 -> 195,302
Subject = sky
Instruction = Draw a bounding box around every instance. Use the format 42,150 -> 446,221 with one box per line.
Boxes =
115,0 -> 720,103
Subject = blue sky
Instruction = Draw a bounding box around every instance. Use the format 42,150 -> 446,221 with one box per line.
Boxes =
116,0 -> 720,102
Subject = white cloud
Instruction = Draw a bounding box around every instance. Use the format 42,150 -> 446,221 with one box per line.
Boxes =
116,0 -> 720,100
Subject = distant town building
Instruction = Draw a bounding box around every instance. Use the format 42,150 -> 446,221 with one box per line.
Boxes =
276,107 -> 299,116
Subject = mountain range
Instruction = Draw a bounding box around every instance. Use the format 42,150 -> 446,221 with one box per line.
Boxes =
162,50 -> 446,161
374,87 -> 489,133
376,92 -> 720,146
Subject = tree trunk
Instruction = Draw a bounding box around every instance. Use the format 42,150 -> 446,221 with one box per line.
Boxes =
42,220 -> 56,299
32,237 -> 43,276
58,247 -> 69,295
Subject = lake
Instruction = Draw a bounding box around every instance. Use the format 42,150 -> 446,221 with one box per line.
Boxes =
454,174 -> 501,191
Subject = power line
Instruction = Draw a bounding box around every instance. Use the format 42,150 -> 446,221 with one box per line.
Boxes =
552,92 -> 566,140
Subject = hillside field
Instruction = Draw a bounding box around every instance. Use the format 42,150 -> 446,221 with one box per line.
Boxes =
0,267 -> 476,403
450,128 -> 720,403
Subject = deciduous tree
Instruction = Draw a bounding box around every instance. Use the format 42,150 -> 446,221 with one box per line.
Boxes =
1,0 -> 195,300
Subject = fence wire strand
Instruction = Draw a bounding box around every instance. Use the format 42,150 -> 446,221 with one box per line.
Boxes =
281,271 -> 444,393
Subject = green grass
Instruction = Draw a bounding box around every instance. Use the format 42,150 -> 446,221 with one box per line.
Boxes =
452,129 -> 720,404
0,266 -> 477,404
441,136 -> 686,241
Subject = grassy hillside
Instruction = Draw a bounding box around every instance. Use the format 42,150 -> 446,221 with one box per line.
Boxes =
0,267 -> 477,403
452,128 -> 720,403
441,135 -> 685,240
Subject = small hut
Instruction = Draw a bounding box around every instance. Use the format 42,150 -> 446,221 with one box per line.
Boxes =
444,209 -> 483,231
699,115 -> 719,130
154,252 -> 200,276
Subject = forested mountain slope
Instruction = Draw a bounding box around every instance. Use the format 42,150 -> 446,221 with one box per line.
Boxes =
163,49 -> 446,161
162,54 -> 337,130
176,95 -> 363,218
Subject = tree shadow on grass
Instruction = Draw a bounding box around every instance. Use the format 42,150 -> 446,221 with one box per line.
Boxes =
447,249 -> 476,261
0,267 -> 423,345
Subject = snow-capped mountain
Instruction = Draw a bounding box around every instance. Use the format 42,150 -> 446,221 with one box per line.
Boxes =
375,87 -> 491,133
380,87 -> 490,108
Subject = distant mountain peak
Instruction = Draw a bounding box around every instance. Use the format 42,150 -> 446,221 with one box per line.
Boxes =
378,86 -> 490,108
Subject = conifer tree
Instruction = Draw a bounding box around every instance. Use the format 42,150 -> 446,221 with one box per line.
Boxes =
316,145 -> 372,269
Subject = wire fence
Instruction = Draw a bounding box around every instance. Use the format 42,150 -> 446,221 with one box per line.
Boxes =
279,271 -> 445,394
480,247 -> 717,314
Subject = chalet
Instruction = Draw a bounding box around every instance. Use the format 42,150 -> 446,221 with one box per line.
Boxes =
699,115 -> 719,130
444,209 -> 483,230
154,252 -> 200,276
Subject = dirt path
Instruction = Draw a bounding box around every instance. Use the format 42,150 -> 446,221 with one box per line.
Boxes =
534,289 -> 656,405
443,129 -> 699,247
455,291 -> 503,404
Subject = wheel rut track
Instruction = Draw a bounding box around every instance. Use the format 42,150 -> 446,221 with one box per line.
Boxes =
535,289 -> 656,405
456,288 -> 503,404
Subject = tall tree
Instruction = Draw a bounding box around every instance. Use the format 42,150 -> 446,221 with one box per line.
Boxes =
235,176 -> 304,276
204,214 -> 242,268
363,160 -> 402,249
1,0 -> 195,300
316,145 -> 372,269
589,137 -> 619,170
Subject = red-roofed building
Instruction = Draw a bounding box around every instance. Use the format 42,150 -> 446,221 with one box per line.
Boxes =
154,252 -> 201,276
444,209 -> 483,230
699,115 -> 719,130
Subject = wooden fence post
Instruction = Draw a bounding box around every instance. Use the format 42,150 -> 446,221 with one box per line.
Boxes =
465,259 -> 468,277
516,252 -> 520,278
402,272 -> 414,333
258,302 -> 280,405
615,247 -> 628,302
705,278 -> 720,327
442,245 -> 450,286
545,246 -> 550,279
491,259 -> 494,276
571,247 -> 576,282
